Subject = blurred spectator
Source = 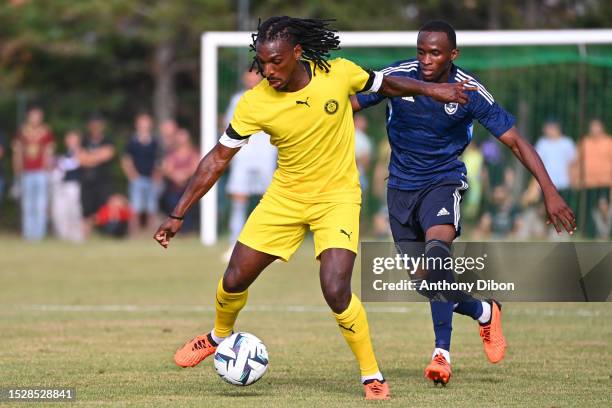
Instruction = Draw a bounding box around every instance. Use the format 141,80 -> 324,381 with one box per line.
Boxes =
159,118 -> 179,155
502,166 -> 516,190
372,139 -> 391,239
12,106 -> 55,240
0,130 -> 5,208
535,120 -> 575,195
572,119 -> 612,237
592,197 -> 612,239
354,114 -> 372,194
51,130 -> 83,242
461,142 -> 484,221
574,119 -> 612,189
515,178 -> 547,240
493,121 -> 576,236
223,70 -> 277,260
475,185 -> 521,240
480,136 -> 505,189
78,114 -> 115,237
121,113 -> 161,234
161,128 -> 200,232
94,194 -> 132,238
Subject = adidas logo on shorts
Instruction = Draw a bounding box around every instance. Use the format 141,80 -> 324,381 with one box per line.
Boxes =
437,207 -> 450,217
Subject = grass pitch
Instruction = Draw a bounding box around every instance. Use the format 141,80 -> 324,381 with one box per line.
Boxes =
1,237 -> 610,407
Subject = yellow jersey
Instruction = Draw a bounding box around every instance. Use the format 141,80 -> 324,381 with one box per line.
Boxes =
225,58 -> 375,204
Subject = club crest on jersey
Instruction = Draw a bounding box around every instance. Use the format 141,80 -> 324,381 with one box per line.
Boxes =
324,99 -> 339,115
444,102 -> 458,115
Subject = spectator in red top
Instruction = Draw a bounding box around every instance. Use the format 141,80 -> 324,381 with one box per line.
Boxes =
12,106 -> 55,240
94,193 -> 132,238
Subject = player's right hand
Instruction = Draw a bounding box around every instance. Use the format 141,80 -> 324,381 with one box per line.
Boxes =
429,80 -> 477,105
543,191 -> 577,235
153,218 -> 183,249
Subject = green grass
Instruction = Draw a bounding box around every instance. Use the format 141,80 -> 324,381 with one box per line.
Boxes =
1,237 -> 610,407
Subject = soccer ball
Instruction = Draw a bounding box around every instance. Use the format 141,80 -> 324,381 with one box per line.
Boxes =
214,332 -> 269,386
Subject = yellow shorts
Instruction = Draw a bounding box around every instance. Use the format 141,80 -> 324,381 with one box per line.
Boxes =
238,192 -> 360,261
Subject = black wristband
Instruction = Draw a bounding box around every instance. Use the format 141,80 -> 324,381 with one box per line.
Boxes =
169,214 -> 184,221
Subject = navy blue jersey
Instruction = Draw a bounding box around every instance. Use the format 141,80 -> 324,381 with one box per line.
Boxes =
357,59 -> 515,190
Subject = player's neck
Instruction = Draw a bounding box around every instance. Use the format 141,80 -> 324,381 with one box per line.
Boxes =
434,68 -> 452,83
283,61 -> 311,92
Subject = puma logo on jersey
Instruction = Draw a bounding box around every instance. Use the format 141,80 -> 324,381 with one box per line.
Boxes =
402,96 -> 415,102
340,229 -> 352,241
296,97 -> 310,107
437,207 -> 450,216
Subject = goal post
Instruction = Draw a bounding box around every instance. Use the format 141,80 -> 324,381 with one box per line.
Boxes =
201,29 -> 612,246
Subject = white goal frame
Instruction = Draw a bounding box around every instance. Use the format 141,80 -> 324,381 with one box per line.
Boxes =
200,29 -> 612,245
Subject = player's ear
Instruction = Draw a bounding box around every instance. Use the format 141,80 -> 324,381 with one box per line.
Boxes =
450,48 -> 460,62
293,43 -> 303,61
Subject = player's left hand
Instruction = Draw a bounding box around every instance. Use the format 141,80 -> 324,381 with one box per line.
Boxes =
543,190 -> 576,235
153,218 -> 183,248
428,80 -> 477,105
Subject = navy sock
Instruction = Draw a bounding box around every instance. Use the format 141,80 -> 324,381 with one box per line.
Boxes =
424,239 -> 480,351
424,240 -> 454,351
430,301 -> 453,350
453,300 -> 483,320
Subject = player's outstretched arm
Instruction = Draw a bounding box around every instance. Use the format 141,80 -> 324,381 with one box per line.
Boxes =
153,143 -> 239,248
498,127 -> 576,235
350,95 -> 362,112
378,77 -> 476,105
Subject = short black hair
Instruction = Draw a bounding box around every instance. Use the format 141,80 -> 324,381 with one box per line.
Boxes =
418,20 -> 457,49
250,16 -> 341,75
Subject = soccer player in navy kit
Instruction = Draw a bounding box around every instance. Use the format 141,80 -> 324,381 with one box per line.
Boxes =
352,21 -> 576,385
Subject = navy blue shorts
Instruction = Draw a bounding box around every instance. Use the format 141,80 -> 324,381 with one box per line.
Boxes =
388,180 -> 468,242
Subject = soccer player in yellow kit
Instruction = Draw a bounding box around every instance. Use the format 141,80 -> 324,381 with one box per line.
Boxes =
154,16 -> 474,400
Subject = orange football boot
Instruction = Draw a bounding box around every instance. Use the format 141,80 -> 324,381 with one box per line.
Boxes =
363,379 -> 390,400
424,353 -> 452,386
479,299 -> 507,363
174,332 -> 217,368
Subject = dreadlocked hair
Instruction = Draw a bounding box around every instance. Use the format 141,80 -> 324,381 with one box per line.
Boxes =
250,16 -> 340,76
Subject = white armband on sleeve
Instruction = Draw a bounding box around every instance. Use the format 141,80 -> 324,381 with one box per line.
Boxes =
219,132 -> 249,148
363,71 -> 384,94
